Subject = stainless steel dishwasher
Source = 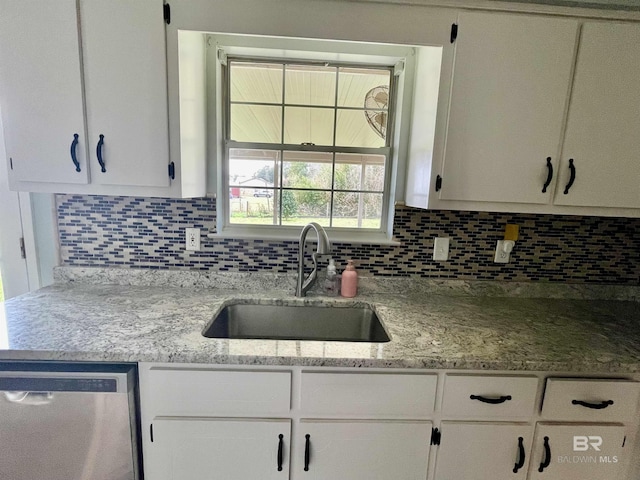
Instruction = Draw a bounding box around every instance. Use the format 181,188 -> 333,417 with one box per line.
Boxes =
0,362 -> 141,480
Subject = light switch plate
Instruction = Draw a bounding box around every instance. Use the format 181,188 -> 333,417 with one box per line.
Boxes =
433,237 -> 450,261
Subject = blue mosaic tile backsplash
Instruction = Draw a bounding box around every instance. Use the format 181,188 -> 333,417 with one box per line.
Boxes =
56,194 -> 640,284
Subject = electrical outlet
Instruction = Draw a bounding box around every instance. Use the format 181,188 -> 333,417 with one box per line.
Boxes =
185,228 -> 201,251
433,237 -> 450,261
494,240 -> 515,263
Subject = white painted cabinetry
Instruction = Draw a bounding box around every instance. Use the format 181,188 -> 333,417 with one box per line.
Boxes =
140,365 -> 436,480
0,0 -> 204,197
553,22 -> 640,209
148,418 -> 291,480
411,12 -> 640,217
433,375 -> 639,480
528,424 -> 626,479
296,372 -> 435,479
434,423 -> 534,479
434,375 -> 538,479
439,12 -> 578,205
441,375 -> 539,420
0,0 -> 89,186
79,0 -> 170,189
139,365 -> 640,480
296,420 -> 431,480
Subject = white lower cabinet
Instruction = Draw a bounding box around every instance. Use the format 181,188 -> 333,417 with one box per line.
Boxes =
527,424 -> 626,480
139,365 -> 639,480
433,422 -> 626,480
433,423 -> 534,480
147,418 -> 291,480
295,420 -> 432,480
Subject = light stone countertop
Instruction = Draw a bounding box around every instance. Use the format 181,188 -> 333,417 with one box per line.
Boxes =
2,278 -> 640,372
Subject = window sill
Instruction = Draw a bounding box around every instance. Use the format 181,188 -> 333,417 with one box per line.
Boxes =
208,226 -> 401,246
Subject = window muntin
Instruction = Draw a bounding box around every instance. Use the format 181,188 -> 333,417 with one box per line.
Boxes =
225,58 -> 394,230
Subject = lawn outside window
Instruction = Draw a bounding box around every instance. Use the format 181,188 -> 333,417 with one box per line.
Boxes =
222,58 -> 397,240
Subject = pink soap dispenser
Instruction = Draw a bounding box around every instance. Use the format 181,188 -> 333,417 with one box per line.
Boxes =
340,260 -> 358,298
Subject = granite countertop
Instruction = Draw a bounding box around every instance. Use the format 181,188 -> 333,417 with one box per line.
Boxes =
2,273 -> 640,372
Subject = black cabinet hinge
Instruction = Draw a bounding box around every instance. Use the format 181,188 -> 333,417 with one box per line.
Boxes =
450,23 -> 458,43
163,3 -> 171,24
9,157 -> 13,170
431,427 -> 441,445
168,161 -> 175,180
435,175 -> 442,192
150,423 -> 154,442
19,237 -> 26,259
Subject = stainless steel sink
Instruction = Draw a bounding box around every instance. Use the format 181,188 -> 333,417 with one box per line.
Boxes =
203,302 -> 390,343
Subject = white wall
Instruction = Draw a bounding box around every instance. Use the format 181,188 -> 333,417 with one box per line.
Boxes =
30,193 -> 58,288
0,110 -> 29,299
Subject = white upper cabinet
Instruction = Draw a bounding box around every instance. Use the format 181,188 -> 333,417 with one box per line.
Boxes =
409,11 -> 640,217
0,0 -> 204,197
0,0 -> 89,185
80,0 -> 169,188
554,22 -> 640,209
440,12 -> 578,205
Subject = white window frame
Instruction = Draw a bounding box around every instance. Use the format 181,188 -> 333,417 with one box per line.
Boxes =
224,57 -> 396,236
205,34 -> 420,244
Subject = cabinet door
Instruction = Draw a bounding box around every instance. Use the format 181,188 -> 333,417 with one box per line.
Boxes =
528,424 -> 626,479
295,420 -> 431,480
554,23 -> 640,208
0,0 -> 88,185
146,418 -> 291,480
440,12 -> 577,204
433,422 -> 534,480
80,0 -> 170,188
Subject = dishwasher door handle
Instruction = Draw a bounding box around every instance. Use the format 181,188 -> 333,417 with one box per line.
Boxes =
3,391 -> 54,405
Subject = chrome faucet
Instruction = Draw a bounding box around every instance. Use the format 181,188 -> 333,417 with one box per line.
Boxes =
296,222 -> 331,297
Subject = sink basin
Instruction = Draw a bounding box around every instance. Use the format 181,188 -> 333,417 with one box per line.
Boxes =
203,302 -> 390,343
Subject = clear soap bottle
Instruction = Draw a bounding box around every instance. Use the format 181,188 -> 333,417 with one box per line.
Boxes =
324,258 -> 338,296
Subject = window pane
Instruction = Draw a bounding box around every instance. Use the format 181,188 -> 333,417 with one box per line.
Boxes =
229,188 -> 279,225
332,192 -> 382,229
284,107 -> 334,146
285,64 -> 336,106
283,151 -> 333,190
230,62 -> 282,104
335,153 -> 386,192
335,109 -> 386,148
337,67 -> 390,108
332,162 -> 361,191
281,190 -> 331,227
228,148 -> 279,189
230,105 -> 282,143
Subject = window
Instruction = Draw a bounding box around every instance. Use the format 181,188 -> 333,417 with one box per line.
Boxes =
180,33 -> 444,242
223,59 -> 396,234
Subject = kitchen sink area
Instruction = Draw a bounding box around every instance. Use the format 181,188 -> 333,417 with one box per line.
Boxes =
202,301 -> 390,342
4,273 -> 640,480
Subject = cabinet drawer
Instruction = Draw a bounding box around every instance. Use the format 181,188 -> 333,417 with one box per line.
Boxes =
441,375 -> 539,419
300,372 -> 437,418
144,367 -> 291,416
541,378 -> 640,422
